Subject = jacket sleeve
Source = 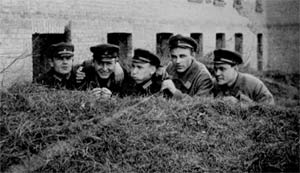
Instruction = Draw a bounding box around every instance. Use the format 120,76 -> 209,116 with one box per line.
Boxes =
253,81 -> 275,105
34,72 -> 49,86
193,72 -> 214,97
171,73 -> 214,99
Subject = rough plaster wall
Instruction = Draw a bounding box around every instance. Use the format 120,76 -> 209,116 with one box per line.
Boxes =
264,0 -> 300,73
0,0 -> 261,88
266,25 -> 299,73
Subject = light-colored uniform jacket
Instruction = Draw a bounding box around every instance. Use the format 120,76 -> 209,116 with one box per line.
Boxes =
166,60 -> 213,99
212,72 -> 275,105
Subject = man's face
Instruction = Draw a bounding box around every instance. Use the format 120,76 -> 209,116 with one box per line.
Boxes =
130,62 -> 156,84
170,47 -> 194,73
214,63 -> 237,86
93,58 -> 116,79
50,56 -> 73,74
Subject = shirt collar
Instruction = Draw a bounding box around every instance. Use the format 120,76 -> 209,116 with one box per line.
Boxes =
52,69 -> 71,81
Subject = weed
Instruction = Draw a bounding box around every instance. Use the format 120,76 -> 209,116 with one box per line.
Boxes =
0,82 -> 299,172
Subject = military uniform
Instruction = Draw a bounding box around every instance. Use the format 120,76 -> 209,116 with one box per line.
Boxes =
36,69 -> 77,90
35,42 -> 77,90
212,72 -> 275,104
123,48 -> 168,97
166,60 -> 213,98
77,44 -> 127,96
77,59 -> 128,95
124,76 -> 163,96
166,34 -> 213,98
212,49 -> 275,105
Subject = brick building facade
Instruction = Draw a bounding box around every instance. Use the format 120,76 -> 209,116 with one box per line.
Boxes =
0,0 -> 299,88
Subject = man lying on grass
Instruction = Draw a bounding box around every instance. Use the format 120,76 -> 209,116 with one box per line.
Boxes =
36,42 -> 124,93
161,34 -> 214,99
75,44 -> 127,98
36,42 -> 78,90
211,49 -> 275,105
123,48 -> 169,96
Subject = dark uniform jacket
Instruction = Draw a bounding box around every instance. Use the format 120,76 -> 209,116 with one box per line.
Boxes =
166,60 -> 213,99
123,74 -> 168,97
36,68 -> 77,90
212,72 -> 275,105
77,60 -> 128,96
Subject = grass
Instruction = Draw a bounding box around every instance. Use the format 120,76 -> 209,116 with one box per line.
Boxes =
0,78 -> 299,172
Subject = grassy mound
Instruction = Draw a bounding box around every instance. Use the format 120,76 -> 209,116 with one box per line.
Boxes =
0,83 -> 299,172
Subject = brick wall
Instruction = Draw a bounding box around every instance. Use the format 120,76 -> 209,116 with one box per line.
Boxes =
0,0 -> 298,88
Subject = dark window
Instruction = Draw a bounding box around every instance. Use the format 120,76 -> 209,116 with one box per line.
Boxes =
255,0 -> 263,13
156,33 -> 173,64
233,0 -> 242,10
257,33 -> 263,71
190,33 -> 203,58
234,33 -> 243,55
32,33 -> 66,81
188,0 -> 203,3
216,33 -> 225,49
107,33 -> 132,68
213,0 -> 226,7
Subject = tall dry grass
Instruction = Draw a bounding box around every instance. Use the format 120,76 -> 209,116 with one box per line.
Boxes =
0,81 -> 299,172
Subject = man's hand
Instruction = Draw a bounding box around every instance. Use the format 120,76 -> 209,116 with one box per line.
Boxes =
155,66 -> 165,77
76,66 -> 86,83
222,96 -> 239,104
114,62 -> 124,83
100,87 -> 112,98
155,66 -> 170,80
238,92 -> 253,103
161,79 -> 178,94
91,87 -> 112,99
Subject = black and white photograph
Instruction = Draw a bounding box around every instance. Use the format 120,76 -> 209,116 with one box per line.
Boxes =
0,0 -> 299,172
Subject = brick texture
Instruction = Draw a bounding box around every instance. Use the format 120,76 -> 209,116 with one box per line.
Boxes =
0,0 -> 299,88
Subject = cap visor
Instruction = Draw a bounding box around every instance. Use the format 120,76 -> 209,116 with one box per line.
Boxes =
213,60 -> 236,65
